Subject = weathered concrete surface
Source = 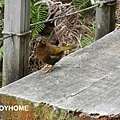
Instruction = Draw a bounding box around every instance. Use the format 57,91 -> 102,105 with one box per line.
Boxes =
0,29 -> 120,119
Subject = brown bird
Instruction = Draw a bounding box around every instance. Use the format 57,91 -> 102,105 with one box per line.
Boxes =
36,38 -> 76,74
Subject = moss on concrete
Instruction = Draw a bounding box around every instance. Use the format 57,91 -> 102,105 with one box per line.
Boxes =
1,94 -> 119,120
34,102 -> 96,120
35,102 -> 79,120
0,95 -> 87,120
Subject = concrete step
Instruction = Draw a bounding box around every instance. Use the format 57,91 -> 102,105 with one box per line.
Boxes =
0,30 -> 120,120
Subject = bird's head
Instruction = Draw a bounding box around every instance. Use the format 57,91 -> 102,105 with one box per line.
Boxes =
36,37 -> 46,48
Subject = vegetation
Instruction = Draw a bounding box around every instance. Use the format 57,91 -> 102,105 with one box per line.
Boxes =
0,0 -> 96,87
30,0 -> 48,39
73,0 -> 91,9
81,22 -> 95,47
30,0 -> 95,45
0,73 -> 2,87
0,0 -> 4,36
35,103 -> 79,120
73,0 -> 95,47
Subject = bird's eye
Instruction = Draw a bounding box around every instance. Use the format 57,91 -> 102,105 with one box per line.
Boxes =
41,40 -> 45,44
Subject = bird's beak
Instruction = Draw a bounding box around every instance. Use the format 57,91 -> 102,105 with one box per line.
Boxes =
36,38 -> 41,42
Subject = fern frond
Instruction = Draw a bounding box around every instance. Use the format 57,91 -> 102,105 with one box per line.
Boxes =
81,24 -> 92,34
72,0 -> 92,17
30,0 -> 48,39
81,37 -> 92,47
72,0 -> 91,9
0,0 -> 4,8
81,22 -> 95,48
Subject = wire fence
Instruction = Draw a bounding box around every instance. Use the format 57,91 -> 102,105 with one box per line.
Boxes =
0,35 -> 12,41
30,4 -> 98,27
0,4 -> 98,41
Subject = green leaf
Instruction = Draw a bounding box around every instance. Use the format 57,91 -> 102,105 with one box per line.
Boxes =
30,1 -> 48,39
0,46 -> 3,61
81,24 -> 92,34
72,0 -> 91,9
0,0 -> 4,8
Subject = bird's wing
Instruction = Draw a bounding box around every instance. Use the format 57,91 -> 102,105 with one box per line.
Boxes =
48,55 -> 62,65
50,55 -> 60,59
54,47 -> 64,55
49,48 -> 64,65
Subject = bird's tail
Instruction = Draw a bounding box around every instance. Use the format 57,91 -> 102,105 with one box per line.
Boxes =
63,45 -> 76,51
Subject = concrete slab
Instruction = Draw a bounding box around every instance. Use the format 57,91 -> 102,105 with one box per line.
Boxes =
0,30 -> 120,119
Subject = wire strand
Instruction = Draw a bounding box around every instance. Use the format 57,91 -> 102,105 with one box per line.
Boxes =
0,4 -> 98,40
0,35 -> 12,41
30,4 -> 98,27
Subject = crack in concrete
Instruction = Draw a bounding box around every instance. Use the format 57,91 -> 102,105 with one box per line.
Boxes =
57,65 -> 120,103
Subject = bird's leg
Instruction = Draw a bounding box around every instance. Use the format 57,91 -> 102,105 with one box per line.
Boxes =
44,64 -> 50,68
41,65 -> 53,74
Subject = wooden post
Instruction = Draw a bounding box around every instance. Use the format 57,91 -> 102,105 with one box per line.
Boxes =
95,1 -> 116,40
2,0 -> 30,86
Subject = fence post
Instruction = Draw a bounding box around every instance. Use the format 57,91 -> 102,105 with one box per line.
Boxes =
94,0 -> 116,40
2,0 -> 30,86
